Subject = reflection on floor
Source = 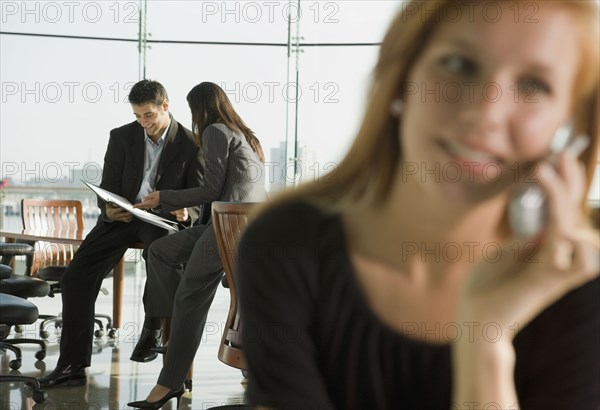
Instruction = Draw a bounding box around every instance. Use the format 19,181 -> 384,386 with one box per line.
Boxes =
1,260 -> 246,410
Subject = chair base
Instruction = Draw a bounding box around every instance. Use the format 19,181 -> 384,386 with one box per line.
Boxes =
0,337 -> 47,369
0,375 -> 47,403
38,313 -> 114,340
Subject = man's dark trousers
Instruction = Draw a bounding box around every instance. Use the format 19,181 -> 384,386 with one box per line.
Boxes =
57,219 -> 166,366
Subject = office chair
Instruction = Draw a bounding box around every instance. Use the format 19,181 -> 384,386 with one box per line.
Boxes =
209,202 -> 258,408
0,292 -> 48,403
0,244 -> 49,368
211,202 -> 257,372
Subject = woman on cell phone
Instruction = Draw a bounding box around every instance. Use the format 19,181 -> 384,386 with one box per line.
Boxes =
238,1 -> 600,408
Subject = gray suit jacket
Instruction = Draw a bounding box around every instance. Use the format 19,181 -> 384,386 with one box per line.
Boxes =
159,123 -> 266,213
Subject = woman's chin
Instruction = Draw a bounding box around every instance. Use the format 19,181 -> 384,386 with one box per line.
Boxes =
434,178 -> 512,207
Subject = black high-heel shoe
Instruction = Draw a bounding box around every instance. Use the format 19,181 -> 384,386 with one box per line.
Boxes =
149,346 -> 167,355
127,387 -> 184,409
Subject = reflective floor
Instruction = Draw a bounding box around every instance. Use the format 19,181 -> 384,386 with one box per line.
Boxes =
1,259 -> 246,410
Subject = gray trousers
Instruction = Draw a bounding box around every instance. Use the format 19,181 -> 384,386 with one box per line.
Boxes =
145,222 -> 224,390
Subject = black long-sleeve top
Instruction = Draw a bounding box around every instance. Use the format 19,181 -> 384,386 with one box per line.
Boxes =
238,201 -> 600,410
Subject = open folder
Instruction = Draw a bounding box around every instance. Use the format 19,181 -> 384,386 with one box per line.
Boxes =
83,181 -> 178,232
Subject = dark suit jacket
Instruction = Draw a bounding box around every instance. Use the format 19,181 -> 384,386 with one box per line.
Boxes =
98,115 -> 203,225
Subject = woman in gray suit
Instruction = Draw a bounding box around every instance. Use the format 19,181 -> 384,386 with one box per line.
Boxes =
128,82 -> 266,409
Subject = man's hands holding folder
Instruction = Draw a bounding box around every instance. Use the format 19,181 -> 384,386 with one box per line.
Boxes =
106,202 -> 133,223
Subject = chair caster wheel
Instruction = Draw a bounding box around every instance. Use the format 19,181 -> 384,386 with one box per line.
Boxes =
9,359 -> 21,370
35,350 -> 46,361
94,329 -> 104,338
32,389 -> 47,403
40,330 -> 50,339
184,379 -> 192,392
14,325 -> 24,333
108,329 -> 117,339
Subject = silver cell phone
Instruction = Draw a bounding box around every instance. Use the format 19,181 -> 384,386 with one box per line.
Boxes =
508,124 -> 590,238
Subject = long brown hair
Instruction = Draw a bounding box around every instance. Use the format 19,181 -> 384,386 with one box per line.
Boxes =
187,82 -> 265,162
265,0 -> 599,216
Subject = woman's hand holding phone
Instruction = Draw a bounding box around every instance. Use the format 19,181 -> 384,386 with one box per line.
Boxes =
453,140 -> 599,403
457,134 -> 599,345
508,125 -> 589,238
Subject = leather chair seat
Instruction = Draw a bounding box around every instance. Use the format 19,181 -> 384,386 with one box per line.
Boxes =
37,265 -> 68,282
0,276 -> 50,298
0,264 -> 12,278
0,293 -> 39,325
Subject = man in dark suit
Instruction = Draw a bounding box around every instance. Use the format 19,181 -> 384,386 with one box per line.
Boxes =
39,80 -> 203,388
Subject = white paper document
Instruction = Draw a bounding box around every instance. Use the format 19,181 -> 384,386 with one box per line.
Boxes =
83,181 -> 178,232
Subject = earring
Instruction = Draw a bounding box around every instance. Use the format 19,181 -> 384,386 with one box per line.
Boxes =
390,99 -> 403,117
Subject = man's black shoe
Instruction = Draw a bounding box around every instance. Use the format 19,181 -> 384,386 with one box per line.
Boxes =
39,364 -> 86,389
130,328 -> 162,363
